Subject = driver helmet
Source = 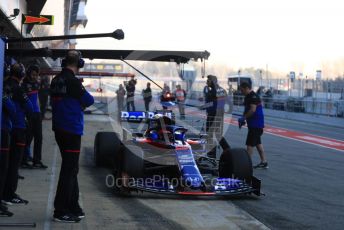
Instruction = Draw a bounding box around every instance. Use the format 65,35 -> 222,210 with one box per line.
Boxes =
152,114 -> 173,127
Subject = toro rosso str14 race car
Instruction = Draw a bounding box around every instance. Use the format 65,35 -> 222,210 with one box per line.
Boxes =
94,111 -> 261,196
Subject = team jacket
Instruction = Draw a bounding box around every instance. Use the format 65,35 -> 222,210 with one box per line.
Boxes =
1,91 -> 16,131
204,84 -> 227,114
6,78 -> 34,129
244,91 -> 264,128
141,88 -> 151,102
125,84 -> 135,98
22,77 -> 40,113
215,86 -> 227,110
50,68 -> 94,135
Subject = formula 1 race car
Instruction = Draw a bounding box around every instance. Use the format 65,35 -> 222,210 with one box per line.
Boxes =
94,111 -> 261,196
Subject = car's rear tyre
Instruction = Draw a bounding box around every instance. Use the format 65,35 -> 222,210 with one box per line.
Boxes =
219,148 -> 253,183
123,144 -> 144,178
94,132 -> 121,168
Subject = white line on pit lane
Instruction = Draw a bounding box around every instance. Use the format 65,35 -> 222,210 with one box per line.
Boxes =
44,146 -> 58,230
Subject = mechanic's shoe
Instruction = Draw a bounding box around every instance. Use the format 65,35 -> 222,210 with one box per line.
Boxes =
5,195 -> 29,205
8,197 -> 29,205
32,162 -> 48,169
1,200 -> 10,205
20,161 -> 33,169
254,162 -> 268,169
72,210 -> 85,219
53,214 -> 81,223
1,199 -> 13,205
27,156 -> 33,162
0,209 -> 14,217
0,203 -> 8,210
0,204 -> 13,217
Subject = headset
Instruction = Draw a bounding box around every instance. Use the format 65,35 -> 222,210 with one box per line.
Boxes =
26,65 -> 40,77
61,50 -> 85,68
10,63 -> 26,79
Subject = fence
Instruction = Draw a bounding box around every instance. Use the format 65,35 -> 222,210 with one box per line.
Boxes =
186,90 -> 344,118
256,96 -> 344,117
85,76 -> 344,118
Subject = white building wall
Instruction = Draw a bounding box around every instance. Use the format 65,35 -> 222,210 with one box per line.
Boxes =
0,0 -> 28,31
30,0 -> 66,48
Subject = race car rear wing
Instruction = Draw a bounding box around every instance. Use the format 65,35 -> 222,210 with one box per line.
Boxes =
121,110 -> 174,122
121,110 -> 173,141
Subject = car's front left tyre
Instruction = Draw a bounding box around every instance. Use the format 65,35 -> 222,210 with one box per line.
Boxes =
94,132 -> 121,168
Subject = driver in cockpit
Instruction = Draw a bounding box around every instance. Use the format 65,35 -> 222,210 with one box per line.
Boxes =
146,114 -> 175,142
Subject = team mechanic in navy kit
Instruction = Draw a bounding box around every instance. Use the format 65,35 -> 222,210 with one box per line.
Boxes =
203,75 -> 227,158
50,50 -> 94,223
0,67 -> 16,216
22,65 -> 47,169
239,82 -> 268,169
3,63 -> 34,205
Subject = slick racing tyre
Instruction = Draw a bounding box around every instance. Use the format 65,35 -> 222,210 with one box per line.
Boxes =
123,144 -> 144,178
94,132 -> 121,168
219,148 -> 253,183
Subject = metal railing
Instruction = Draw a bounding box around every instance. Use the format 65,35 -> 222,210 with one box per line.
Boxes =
186,90 -> 344,118
231,95 -> 344,117
85,78 -> 344,118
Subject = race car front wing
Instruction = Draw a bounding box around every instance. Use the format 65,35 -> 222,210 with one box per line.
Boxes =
127,176 -> 261,196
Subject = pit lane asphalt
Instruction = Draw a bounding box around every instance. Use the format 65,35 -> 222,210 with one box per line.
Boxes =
103,96 -> 344,230
253,115 -> 344,141
223,122 -> 344,230
0,113 -> 268,230
3,96 -> 343,229
181,105 -> 344,229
